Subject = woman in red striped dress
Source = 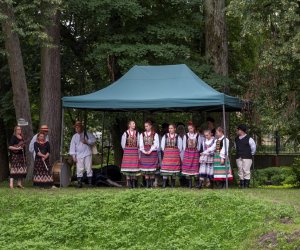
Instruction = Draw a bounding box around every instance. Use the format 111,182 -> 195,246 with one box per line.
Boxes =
182,122 -> 202,188
139,120 -> 159,188
120,121 -> 140,188
160,124 -> 183,188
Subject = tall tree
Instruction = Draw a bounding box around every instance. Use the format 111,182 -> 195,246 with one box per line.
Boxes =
0,117 -> 9,180
204,0 -> 228,78
204,0 -> 229,134
40,7 -> 61,165
227,0 -> 300,146
0,1 -> 33,175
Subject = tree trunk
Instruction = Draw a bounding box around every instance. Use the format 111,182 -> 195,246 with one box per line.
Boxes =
40,10 -> 61,165
204,0 -> 229,136
107,55 -> 123,166
0,118 -> 9,181
0,2 -> 34,177
204,0 -> 228,77
111,116 -> 128,167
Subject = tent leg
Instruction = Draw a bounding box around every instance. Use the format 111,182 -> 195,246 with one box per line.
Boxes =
101,112 -> 105,168
222,104 -> 229,190
60,108 -> 65,162
60,107 -> 65,188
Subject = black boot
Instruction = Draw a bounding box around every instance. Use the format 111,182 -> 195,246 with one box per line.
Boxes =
162,179 -> 167,188
198,179 -> 203,189
244,179 -> 250,188
239,180 -> 245,189
132,179 -> 136,188
188,179 -> 192,188
146,179 -> 150,188
171,178 -> 176,188
195,179 -> 199,188
150,179 -> 155,188
127,179 -> 132,188
88,177 -> 93,187
220,181 -> 226,189
77,177 -> 83,188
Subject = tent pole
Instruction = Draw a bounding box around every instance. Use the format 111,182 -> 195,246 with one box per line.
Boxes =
60,107 -> 65,162
59,107 -> 65,188
101,111 -> 105,168
222,104 -> 229,189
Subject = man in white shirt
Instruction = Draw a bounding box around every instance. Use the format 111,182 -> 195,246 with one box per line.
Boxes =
235,124 -> 256,188
69,121 -> 96,188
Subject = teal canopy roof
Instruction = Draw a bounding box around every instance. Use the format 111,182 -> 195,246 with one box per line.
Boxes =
62,64 -> 242,112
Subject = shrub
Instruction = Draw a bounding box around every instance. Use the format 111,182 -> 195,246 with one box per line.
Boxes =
253,167 -> 297,187
291,157 -> 300,187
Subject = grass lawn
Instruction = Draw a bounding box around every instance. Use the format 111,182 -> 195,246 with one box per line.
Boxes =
0,184 -> 299,250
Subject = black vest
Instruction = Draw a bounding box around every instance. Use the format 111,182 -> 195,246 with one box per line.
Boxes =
235,135 -> 252,159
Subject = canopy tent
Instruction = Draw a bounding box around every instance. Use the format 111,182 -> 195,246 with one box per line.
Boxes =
61,64 -> 244,189
62,64 -> 242,111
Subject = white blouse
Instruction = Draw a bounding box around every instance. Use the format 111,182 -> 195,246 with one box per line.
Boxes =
203,135 -> 229,159
182,133 -> 203,151
160,133 -> 183,151
139,132 -> 159,154
121,130 -> 140,149
201,138 -> 215,154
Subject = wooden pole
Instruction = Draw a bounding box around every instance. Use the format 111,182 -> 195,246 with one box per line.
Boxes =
222,104 -> 229,189
60,107 -> 65,162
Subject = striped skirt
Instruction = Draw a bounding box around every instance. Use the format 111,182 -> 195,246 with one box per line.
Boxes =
213,153 -> 233,181
140,147 -> 158,174
181,149 -> 200,176
121,147 -> 140,176
33,157 -> 53,187
10,153 -> 27,179
161,147 -> 181,176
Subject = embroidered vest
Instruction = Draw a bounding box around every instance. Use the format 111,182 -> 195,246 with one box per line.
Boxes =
165,134 -> 178,147
216,139 -> 224,153
126,131 -> 138,147
186,133 -> 199,149
143,132 -> 155,146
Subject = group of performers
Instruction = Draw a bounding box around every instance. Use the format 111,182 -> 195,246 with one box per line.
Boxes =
121,120 -> 256,189
8,125 -> 53,189
7,118 -> 256,189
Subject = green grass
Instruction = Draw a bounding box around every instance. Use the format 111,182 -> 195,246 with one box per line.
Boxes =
0,186 -> 299,250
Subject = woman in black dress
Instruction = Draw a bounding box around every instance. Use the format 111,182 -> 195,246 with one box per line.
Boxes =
33,132 -> 54,187
8,126 -> 28,189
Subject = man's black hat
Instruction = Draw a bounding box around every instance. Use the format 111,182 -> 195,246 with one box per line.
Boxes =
237,124 -> 247,133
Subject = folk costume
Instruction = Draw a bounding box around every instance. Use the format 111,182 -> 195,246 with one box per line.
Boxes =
204,135 -> 233,187
139,131 -> 159,187
33,140 -> 53,187
160,133 -> 183,188
29,125 -> 49,159
9,135 -> 27,180
121,130 -> 140,188
69,125 -> 96,188
182,132 -> 202,188
235,124 -> 256,188
199,137 -> 215,188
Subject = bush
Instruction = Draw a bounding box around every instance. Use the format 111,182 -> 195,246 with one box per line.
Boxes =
291,157 -> 300,187
254,167 -> 297,187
